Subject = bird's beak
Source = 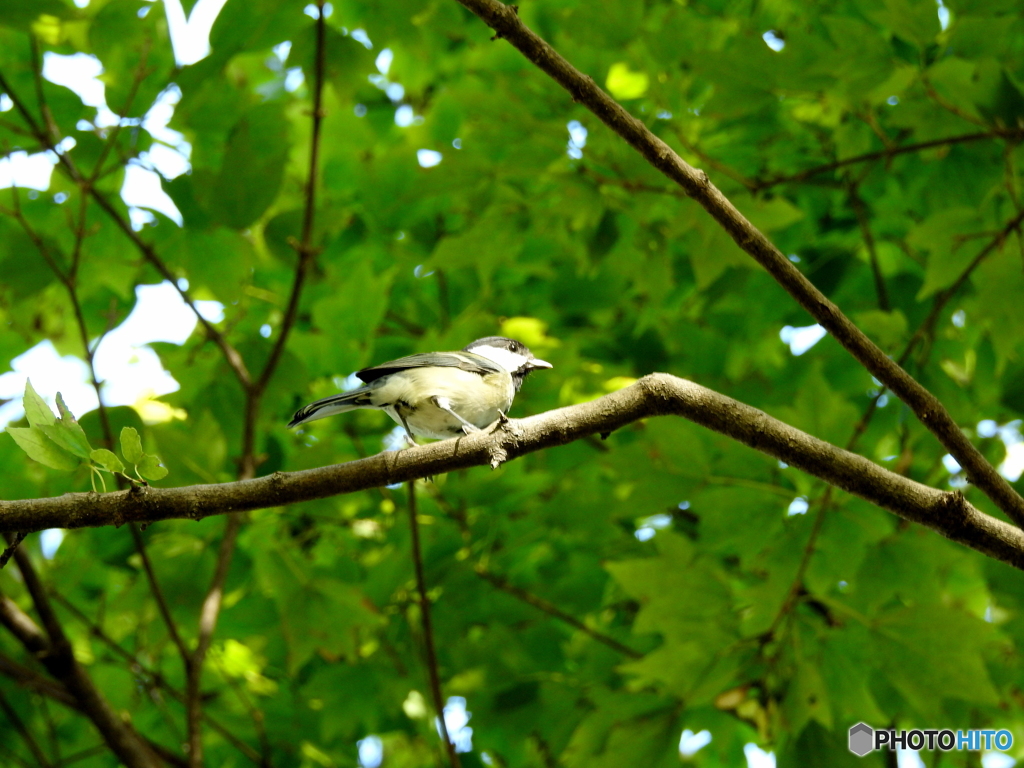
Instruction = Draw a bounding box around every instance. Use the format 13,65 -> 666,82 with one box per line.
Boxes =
529,359 -> 553,370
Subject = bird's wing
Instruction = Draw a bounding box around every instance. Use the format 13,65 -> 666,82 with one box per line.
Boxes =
355,351 -> 503,384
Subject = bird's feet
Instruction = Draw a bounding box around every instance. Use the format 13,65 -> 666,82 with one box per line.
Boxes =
488,411 -> 512,434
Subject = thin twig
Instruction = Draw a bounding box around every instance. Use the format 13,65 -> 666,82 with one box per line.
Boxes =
253,0 -> 326,397
87,44 -> 153,185
847,183 -> 890,312
0,644 -> 189,768
753,128 -> 1024,191
212,658 -> 272,762
407,481 -> 461,768
905,208 -> 1024,365
0,532 -> 26,568
921,74 -> 988,128
765,490 -> 832,639
28,35 -> 60,144
0,686 -> 54,768
131,525 -> 191,661
0,66 -> 252,389
52,593 -> 265,765
452,0 -> 1024,529
0,652 -> 77,708
424,482 -> 642,659
186,513 -> 241,768
672,127 -> 758,191
18,181 -> 191,678
474,567 -> 642,659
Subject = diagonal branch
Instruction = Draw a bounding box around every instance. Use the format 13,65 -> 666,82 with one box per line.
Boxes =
0,648 -> 188,768
450,0 -> 1024,530
4,374 -> 1024,571
0,651 -> 79,708
51,594 -> 265,766
1,549 -> 164,768
770,208 -> 1024,632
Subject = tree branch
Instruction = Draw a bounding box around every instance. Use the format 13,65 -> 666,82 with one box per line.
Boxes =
5,548 -> 163,768
186,514 -> 240,768
407,482 -> 461,768
450,0 -> 1024,529
0,66 -> 253,390
847,182 -> 890,312
51,594 -> 265,766
752,127 -> 1024,191
182,4 -> 330,762
0,650 -> 189,768
0,686 -> 54,768
3,374 -> 1024,570
474,566 -> 642,659
0,651 -> 79,708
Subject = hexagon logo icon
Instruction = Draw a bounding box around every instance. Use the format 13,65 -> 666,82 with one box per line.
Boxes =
849,722 -> 874,756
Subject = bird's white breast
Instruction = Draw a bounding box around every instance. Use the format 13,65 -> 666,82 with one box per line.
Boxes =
372,368 -> 514,439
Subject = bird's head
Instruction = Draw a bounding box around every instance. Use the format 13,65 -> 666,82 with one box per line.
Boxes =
465,336 -> 553,387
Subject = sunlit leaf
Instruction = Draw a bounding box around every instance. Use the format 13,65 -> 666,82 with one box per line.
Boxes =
7,427 -> 80,471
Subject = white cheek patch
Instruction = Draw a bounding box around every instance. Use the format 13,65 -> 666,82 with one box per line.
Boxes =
471,345 -> 530,372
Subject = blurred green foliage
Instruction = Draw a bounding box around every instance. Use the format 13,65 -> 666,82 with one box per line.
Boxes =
2,0 -> 1024,765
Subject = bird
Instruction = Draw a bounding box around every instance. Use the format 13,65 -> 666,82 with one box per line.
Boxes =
287,336 -> 553,443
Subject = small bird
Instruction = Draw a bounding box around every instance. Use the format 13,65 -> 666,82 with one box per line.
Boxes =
288,336 -> 552,443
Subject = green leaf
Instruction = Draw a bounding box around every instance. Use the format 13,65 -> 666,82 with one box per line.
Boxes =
851,309 -> 908,352
90,448 -> 126,474
874,604 -> 1000,719
38,392 -> 93,459
120,426 -> 144,465
23,379 -> 55,428
208,104 -> 290,229
910,207 -> 983,299
7,427 -> 80,471
606,62 -> 649,100
0,0 -> 76,31
137,454 -> 168,481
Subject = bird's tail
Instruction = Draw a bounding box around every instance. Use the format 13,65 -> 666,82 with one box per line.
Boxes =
287,387 -> 375,428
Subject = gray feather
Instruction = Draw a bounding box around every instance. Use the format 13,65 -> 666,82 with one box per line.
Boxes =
355,350 -> 502,384
287,387 -> 374,428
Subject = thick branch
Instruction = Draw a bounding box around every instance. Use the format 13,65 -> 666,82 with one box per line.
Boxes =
3,375 -> 1024,570
451,0 -> 1024,529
